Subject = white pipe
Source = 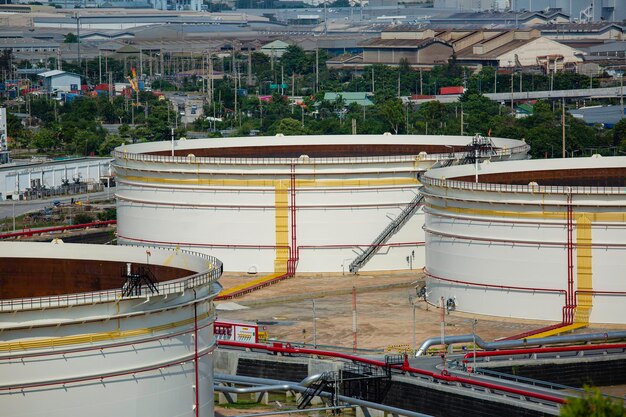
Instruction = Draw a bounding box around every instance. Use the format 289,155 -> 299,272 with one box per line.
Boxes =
415,331 -> 626,356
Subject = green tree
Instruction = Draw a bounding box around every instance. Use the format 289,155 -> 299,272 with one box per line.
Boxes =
614,119 -> 626,151
64,33 -> 78,43
560,386 -> 626,417
32,128 -> 57,151
281,45 -> 310,76
380,99 -> 404,134
268,118 -> 307,136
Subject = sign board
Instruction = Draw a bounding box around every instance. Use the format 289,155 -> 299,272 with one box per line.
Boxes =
214,320 -> 258,343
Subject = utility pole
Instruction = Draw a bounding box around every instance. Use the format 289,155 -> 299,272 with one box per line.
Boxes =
397,73 -> 400,98
460,105 -> 464,136
352,281 -> 357,353
312,300 -> 317,349
208,52 -> 213,107
494,66 -> 497,94
419,68 -> 423,95
75,12 -> 81,69
247,48 -> 252,86
510,71 -> 514,112
562,97 -> 566,158
108,71 -> 113,103
98,51 -> 102,85
619,70 -> 624,119
315,46 -> 319,93
281,65 -> 284,95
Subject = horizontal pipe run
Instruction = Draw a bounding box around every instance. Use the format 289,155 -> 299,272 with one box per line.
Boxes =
0,220 -> 116,239
118,234 -> 424,251
217,340 -> 565,405
0,344 -> 216,391
423,226 -> 626,248
425,269 -> 626,298
422,206 -> 626,228
415,331 -> 626,357
215,373 -> 434,417
229,406 -> 355,417
117,194 -> 425,210
0,320 -> 215,361
463,343 -> 626,362
116,179 -> 421,192
424,269 -> 567,295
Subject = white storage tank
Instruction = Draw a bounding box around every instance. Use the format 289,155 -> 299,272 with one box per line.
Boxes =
421,156 -> 626,324
112,134 -> 529,274
0,241 -> 222,417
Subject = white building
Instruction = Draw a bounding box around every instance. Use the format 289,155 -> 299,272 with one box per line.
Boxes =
38,70 -> 81,93
0,157 -> 112,200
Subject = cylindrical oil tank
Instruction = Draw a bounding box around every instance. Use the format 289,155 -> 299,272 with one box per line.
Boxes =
421,156 -> 626,324
0,241 -> 222,417
112,135 -> 529,273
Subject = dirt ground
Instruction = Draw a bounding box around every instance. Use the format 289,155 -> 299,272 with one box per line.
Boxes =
215,270 -> 626,400
215,270 -> 626,352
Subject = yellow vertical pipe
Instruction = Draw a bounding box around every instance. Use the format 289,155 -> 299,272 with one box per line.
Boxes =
274,181 -> 289,273
574,215 -> 593,324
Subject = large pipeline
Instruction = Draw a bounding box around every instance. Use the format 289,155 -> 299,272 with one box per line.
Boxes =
217,340 -> 566,405
415,330 -> 626,356
215,373 -> 434,417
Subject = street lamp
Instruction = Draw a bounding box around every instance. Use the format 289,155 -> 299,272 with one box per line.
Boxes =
409,295 -> 418,354
471,319 -> 478,375
312,299 -> 317,349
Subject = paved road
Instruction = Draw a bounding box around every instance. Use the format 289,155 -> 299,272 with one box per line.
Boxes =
0,188 -> 116,220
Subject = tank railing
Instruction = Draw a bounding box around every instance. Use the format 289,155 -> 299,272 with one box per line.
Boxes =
0,246 -> 223,312
421,176 -> 626,195
0,220 -> 117,240
111,144 -> 528,166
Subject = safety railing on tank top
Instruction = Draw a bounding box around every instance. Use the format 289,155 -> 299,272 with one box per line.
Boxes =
421,176 -> 626,195
0,246 -> 223,312
111,144 -> 530,166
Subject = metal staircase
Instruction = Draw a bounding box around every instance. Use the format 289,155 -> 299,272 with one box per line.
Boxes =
349,193 -> 424,274
121,265 -> 159,297
297,372 -> 336,409
459,134 -> 497,165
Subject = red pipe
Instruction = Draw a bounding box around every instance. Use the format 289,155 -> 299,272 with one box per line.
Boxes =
462,343 -> 626,363
503,198 -> 578,341
194,296 -> 199,417
216,340 -> 566,405
118,234 -> 423,251
0,220 -> 116,239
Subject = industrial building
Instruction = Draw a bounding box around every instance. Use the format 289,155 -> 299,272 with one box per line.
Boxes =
0,157 -> 112,200
112,134 -> 529,274
0,241 -> 223,417
421,156 -> 626,324
38,70 -> 82,93
354,27 -> 583,69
